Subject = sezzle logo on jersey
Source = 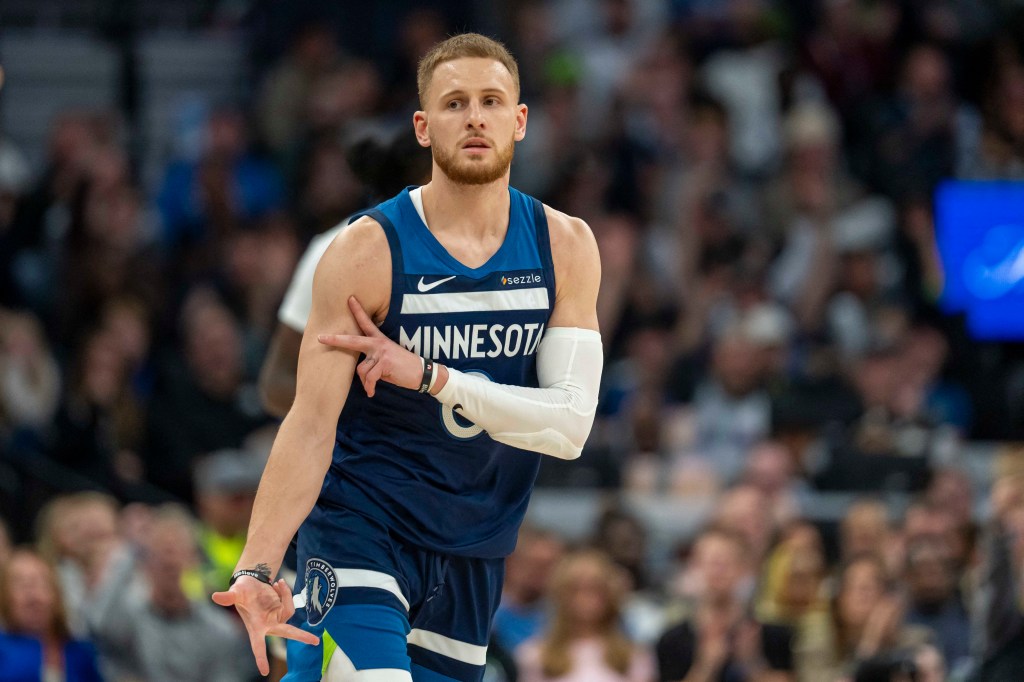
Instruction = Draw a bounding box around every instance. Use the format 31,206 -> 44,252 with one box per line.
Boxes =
400,322 -> 545,360
501,272 -> 543,286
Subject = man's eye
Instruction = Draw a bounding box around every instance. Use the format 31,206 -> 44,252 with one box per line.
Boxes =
448,101 -> 461,109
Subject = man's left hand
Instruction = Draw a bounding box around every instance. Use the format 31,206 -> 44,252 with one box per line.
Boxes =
317,296 -> 423,397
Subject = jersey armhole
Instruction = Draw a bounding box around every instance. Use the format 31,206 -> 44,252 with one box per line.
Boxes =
530,198 -> 557,306
356,208 -> 404,336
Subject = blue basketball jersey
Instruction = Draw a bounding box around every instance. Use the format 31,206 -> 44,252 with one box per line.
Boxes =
319,186 -> 555,559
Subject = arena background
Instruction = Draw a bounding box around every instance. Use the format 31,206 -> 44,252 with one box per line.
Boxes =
1,0 -> 1024,680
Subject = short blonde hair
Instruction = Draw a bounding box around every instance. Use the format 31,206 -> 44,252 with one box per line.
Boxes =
416,33 -> 520,107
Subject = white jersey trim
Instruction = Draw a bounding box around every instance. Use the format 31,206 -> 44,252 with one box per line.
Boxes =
401,288 -> 549,315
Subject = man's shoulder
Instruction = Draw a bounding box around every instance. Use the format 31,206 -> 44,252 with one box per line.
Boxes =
320,214 -> 390,266
544,204 -> 593,236
541,204 -> 592,246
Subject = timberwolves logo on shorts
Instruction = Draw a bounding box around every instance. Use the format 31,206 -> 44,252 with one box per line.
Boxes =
304,558 -> 338,626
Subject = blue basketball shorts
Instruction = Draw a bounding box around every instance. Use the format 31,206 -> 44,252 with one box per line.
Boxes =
281,503 -> 505,682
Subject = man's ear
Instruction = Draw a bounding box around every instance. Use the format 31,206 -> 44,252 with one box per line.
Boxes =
413,111 -> 431,148
514,103 -> 528,142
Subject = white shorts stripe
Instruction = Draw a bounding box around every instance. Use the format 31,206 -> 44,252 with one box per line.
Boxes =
406,629 -> 488,666
333,568 -> 410,611
401,288 -> 549,315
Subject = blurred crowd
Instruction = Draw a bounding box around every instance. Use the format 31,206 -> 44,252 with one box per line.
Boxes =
2,0 -> 1024,680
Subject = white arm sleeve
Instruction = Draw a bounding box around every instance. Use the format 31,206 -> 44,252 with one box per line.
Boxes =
432,327 -> 603,460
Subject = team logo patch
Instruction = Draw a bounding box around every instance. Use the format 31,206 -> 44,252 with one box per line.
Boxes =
304,558 -> 338,626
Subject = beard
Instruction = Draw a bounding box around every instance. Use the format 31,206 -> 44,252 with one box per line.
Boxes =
431,133 -> 515,185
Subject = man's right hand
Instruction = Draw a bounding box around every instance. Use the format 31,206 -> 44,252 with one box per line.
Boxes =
212,577 -> 320,675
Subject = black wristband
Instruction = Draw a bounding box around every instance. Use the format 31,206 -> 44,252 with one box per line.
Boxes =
230,568 -> 273,587
418,359 -> 435,393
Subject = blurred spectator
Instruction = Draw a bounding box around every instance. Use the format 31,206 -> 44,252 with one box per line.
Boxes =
87,504 -> 250,681
794,554 -> 933,682
814,347 -> 943,493
656,527 -> 795,682
893,196 -> 945,315
295,138 -> 362,240
144,290 -> 268,501
739,440 -> 802,528
308,60 -> 382,136
800,0 -> 896,117
763,102 -> 885,333
6,112 -> 114,312
507,1 -> 563,102
99,296 -> 156,403
510,54 -> 587,199
970,448 -> 1024,680
839,499 -> 895,568
902,499 -> 973,577
0,134 -> 31,309
0,548 -> 103,681
756,521 -> 829,626
50,329 -> 145,493
824,215 -> 901,363
687,332 -> 772,483
56,150 -> 162,347
35,493 -> 120,638
925,468 -> 975,533
964,61 -> 1024,179
157,107 -> 284,264
384,7 -> 448,112
698,0 -> 786,175
593,506 -> 651,591
563,0 -> 667,132
898,326 -> 972,434
494,525 -> 566,652
860,44 -> 978,200
0,310 -> 61,436
193,449 -> 261,594
257,23 -> 341,157
901,536 -> 970,674
220,215 -> 300,344
714,485 -> 775,566
515,550 -> 655,682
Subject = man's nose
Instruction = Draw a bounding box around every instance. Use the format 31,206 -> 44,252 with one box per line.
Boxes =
465,100 -> 486,128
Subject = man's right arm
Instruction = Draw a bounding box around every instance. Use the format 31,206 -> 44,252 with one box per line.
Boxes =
233,216 -> 390,579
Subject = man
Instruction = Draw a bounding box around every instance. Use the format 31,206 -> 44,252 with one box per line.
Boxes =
902,536 -> 970,674
212,33 -> 603,682
89,505 -> 250,682
491,525 -> 565,651
656,528 -> 794,682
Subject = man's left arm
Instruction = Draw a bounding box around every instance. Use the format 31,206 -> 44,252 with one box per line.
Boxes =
318,209 -> 602,460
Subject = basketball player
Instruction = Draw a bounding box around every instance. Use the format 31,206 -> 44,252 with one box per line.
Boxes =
213,33 -> 603,681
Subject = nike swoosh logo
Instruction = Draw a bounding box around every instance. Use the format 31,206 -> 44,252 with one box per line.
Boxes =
417,275 -> 456,292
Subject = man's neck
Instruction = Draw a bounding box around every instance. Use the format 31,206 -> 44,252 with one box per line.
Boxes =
420,174 -> 511,239
700,596 -> 743,623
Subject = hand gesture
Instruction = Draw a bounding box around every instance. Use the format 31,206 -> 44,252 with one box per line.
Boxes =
317,296 -> 424,397
212,577 -> 320,675
857,594 -> 904,658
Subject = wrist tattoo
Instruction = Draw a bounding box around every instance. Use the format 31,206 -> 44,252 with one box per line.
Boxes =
253,563 -> 272,580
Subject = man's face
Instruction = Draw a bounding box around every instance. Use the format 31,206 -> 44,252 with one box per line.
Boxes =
415,57 -> 526,185
695,535 -> 747,602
